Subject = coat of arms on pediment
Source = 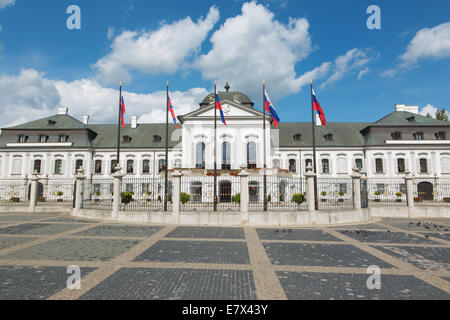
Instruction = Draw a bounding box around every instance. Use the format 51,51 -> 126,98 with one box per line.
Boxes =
233,94 -> 241,104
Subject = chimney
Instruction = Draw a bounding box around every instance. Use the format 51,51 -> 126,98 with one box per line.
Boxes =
82,115 -> 89,125
58,107 -> 68,115
395,104 -> 419,114
131,116 -> 138,129
315,114 -> 322,126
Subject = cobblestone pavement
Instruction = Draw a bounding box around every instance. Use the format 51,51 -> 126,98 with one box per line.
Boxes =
0,212 -> 449,300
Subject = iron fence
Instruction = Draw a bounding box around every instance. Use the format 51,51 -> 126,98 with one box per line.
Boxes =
413,178 -> 450,206
120,177 -> 171,211
0,179 -> 29,207
82,179 -> 113,210
180,175 -> 240,212
36,179 -> 75,207
316,178 -> 353,210
366,178 -> 407,207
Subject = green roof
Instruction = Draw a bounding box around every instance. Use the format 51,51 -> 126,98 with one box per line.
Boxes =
6,114 -> 87,130
372,111 -> 450,126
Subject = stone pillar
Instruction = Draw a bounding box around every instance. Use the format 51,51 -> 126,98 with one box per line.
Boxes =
171,169 -> 183,224
305,164 -> 316,213
29,171 -> 39,213
350,167 -> 362,210
238,166 -> 249,225
112,165 -> 126,220
74,167 -> 86,212
23,174 -> 29,201
405,171 -> 415,208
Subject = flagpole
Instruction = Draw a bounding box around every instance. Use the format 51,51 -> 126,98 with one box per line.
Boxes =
164,81 -> 169,212
263,80 -> 267,212
311,80 -> 318,210
213,81 -> 217,212
116,81 -> 122,171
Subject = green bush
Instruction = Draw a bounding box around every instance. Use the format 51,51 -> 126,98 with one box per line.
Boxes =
339,191 -> 345,197
121,192 -> 133,204
279,194 -> 285,202
396,192 -> 403,197
292,193 -> 306,205
157,195 -> 162,202
56,191 -> 64,196
232,193 -> 240,204
180,192 -> 190,204
168,195 -> 172,203
374,190 -> 381,196
321,191 -> 327,197
267,194 -> 271,203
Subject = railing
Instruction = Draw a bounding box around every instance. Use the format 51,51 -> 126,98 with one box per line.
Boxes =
0,179 -> 29,207
317,178 -> 353,210
180,175 -> 240,212
366,178 -> 407,207
413,178 -> 450,207
36,179 -> 75,207
82,179 -> 113,210
120,177 -> 170,211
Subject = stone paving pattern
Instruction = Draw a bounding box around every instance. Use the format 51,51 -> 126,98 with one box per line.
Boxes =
0,213 -> 448,300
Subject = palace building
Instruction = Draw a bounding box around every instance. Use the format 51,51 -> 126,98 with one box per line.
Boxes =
1,87 -> 449,181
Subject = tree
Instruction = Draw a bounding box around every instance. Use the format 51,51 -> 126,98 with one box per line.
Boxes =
436,109 -> 449,122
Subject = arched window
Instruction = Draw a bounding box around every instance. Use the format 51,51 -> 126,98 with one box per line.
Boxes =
142,160 -> 150,174
289,159 -> 296,173
247,142 -> 256,169
54,159 -> 63,174
94,160 -> 102,174
196,142 -> 205,169
127,160 -> 134,174
222,142 -> 231,170
190,182 -> 202,203
321,159 -> 330,174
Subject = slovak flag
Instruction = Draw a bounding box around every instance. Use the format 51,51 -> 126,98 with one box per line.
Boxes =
264,89 -> 280,127
168,93 -> 178,128
120,96 -> 126,128
312,88 -> 326,126
215,87 -> 226,125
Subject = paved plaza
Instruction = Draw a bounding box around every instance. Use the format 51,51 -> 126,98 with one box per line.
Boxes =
0,212 -> 449,300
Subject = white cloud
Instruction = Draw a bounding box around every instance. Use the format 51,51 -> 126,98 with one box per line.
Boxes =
0,69 -> 208,128
0,25 -> 3,32
384,22 -> 450,76
195,1 -> 316,100
419,104 -> 448,118
320,48 -> 373,88
94,6 -> 219,85
358,67 -> 370,80
0,0 -> 15,10
107,27 -> 115,40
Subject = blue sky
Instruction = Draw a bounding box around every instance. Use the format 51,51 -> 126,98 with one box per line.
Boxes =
0,0 -> 449,127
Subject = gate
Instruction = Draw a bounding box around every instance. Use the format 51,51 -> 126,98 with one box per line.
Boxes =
361,179 -> 368,208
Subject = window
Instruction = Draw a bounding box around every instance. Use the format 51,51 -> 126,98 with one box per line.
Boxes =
48,120 -> 56,126
400,184 -> 407,194
159,159 -> 166,173
321,159 -> 330,174
397,158 -> 406,173
305,159 -> 313,170
190,182 -> 202,202
127,160 -> 134,174
18,135 -> 27,143
93,184 -> 101,195
391,132 -> 401,140
54,159 -> 63,174
175,159 -> 182,168
247,142 -> 256,169
324,134 -> 333,141
339,183 -> 347,194
75,159 -> 83,172
407,116 -> 415,123
337,157 -> 347,174
153,135 -> 162,143
413,132 -> 424,140
141,183 -> 151,194
376,184 -> 385,193
58,135 -> 68,143
123,135 -> 132,143
142,160 -> 150,174
222,142 -> 231,170
11,158 -> 22,175
420,158 -> 428,173
436,132 -> 446,140
289,159 -> 296,173
125,184 -> 134,193
293,134 -> 302,142
196,142 -> 205,169
94,160 -> 102,174
355,159 -> 363,171
110,160 -> 118,173
273,159 -> 280,169
33,160 -> 42,174
375,158 -> 384,173
39,135 -> 48,143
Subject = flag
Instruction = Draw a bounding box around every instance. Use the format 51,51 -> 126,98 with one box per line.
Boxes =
312,88 -> 326,126
264,89 -> 280,127
168,93 -> 178,128
120,96 -> 126,128
215,87 -> 226,125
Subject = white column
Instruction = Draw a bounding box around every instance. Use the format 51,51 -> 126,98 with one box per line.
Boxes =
405,171 -> 415,208
238,166 -> 249,225
305,164 -> 316,213
29,171 -> 39,213
171,169 -> 183,224
351,167 -> 362,210
74,168 -> 86,212
112,165 -> 126,220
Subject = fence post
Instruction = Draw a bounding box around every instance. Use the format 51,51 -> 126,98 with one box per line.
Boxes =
405,171 -> 415,208
238,166 -> 249,225
351,167 -> 362,210
23,174 -> 29,201
28,171 -> 39,213
74,167 -> 86,212
171,169 -> 183,224
112,165 -> 126,221
305,164 -> 316,214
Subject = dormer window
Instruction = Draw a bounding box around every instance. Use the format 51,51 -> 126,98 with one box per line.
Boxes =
122,135 -> 132,143
407,116 -> 415,123
18,135 -> 28,143
48,120 -> 56,126
58,135 -> 68,143
436,131 -> 446,140
39,135 -> 48,143
153,135 -> 162,143
391,132 -> 401,140
413,132 -> 424,140
324,134 -> 333,141
293,134 -> 302,142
